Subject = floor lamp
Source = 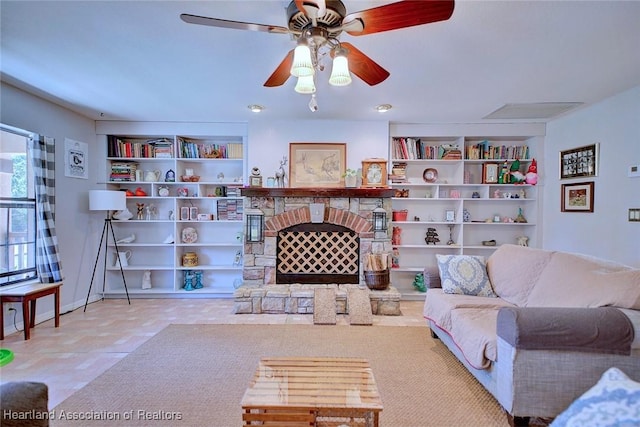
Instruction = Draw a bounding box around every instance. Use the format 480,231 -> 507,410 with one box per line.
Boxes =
84,190 -> 130,311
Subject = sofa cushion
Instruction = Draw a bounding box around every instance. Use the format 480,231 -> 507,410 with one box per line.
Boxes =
436,254 -> 496,297
486,244 -> 554,306
525,251 -> 640,309
449,308 -> 500,369
424,289 -> 515,336
550,367 -> 640,427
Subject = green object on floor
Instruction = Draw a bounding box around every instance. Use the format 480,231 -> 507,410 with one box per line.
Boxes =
412,273 -> 426,292
0,348 -> 14,366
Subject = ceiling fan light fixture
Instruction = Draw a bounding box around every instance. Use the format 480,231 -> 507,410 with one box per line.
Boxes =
295,75 -> 316,94
290,39 -> 315,77
248,104 -> 264,113
328,48 -> 351,87
376,104 -> 392,113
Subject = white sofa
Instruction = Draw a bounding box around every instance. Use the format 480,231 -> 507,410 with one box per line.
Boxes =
423,244 -> 640,424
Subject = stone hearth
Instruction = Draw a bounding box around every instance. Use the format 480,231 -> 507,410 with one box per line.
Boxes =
234,187 -> 401,315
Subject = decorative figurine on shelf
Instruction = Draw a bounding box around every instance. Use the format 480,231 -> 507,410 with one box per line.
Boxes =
136,203 -> 145,220
392,226 -> 402,245
275,156 -> 288,188
525,158 -> 538,185
510,159 -> 526,184
425,228 -> 440,245
391,248 -> 400,268
412,273 -> 426,292
134,187 -> 147,196
517,236 -> 529,247
493,189 -> 501,199
141,270 -> 152,290
165,169 -> 175,182
498,161 -> 510,184
514,207 -> 528,223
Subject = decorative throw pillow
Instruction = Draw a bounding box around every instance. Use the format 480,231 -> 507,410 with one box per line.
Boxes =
550,367 -> 640,427
436,254 -> 496,297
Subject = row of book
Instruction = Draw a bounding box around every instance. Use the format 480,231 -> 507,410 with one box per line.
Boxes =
466,142 -> 529,160
178,138 -> 243,159
391,138 -> 462,160
392,138 -> 530,161
217,199 -> 242,220
110,162 -> 137,182
107,136 -> 174,158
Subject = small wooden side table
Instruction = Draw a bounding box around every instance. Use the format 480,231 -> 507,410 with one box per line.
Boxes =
0,282 -> 62,340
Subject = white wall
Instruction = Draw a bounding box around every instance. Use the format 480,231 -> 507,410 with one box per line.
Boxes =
247,119 -> 390,180
543,85 -> 640,267
1,82 -> 99,324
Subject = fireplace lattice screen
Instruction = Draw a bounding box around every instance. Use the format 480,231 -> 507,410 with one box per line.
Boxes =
277,224 -> 359,284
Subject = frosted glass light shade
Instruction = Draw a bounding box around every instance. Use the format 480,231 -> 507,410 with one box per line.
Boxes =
89,190 -> 126,211
290,44 -> 314,77
295,75 -> 316,94
329,54 -> 351,86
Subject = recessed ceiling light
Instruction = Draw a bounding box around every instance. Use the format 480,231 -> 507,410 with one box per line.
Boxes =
248,104 -> 264,113
376,104 -> 392,113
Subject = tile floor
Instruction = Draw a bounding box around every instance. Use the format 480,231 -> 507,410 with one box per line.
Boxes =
0,298 -> 427,407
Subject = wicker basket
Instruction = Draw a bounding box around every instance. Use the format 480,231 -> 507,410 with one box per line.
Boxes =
364,269 -> 390,290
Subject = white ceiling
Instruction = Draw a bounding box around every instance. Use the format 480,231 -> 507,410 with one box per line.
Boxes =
2,1 -> 639,124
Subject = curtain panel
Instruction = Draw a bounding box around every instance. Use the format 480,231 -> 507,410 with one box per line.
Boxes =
30,134 -> 64,283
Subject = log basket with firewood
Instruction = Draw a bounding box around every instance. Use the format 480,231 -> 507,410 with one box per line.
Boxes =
363,253 -> 390,290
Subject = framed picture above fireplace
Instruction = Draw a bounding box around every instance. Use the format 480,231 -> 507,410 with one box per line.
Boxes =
289,142 -> 346,188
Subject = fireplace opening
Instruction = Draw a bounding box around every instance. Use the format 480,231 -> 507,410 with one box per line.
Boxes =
276,222 -> 359,285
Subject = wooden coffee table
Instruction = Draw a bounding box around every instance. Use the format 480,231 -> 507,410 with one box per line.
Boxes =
241,356 -> 383,427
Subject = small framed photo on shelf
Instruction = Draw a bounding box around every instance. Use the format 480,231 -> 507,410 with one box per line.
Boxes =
189,207 -> 199,221
445,209 -> 455,222
180,207 -> 190,221
482,163 -> 499,184
559,143 -> 599,179
561,181 -> 594,212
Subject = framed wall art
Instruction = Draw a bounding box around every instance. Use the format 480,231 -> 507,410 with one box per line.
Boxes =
559,143 -> 599,179
561,181 -> 594,212
289,142 -> 346,188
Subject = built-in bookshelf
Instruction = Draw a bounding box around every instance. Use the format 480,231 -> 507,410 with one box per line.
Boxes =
98,131 -> 247,298
388,124 -> 545,300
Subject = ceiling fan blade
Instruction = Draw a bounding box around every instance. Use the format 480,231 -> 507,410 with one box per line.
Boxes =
341,42 -> 390,86
180,13 -> 290,34
264,50 -> 295,87
342,0 -> 454,36
294,0 -> 326,17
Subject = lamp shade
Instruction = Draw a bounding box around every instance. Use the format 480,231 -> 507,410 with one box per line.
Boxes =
329,50 -> 352,86
295,75 -> 316,94
89,190 -> 126,211
290,42 -> 314,78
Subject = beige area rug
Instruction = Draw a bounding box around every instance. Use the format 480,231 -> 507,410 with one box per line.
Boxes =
52,325 -> 509,427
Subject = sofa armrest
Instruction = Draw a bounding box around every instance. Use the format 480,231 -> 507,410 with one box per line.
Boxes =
497,307 -> 634,355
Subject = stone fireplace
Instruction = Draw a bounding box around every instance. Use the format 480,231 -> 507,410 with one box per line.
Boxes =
234,187 -> 401,315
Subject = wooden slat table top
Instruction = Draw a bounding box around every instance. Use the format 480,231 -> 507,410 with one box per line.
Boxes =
241,356 -> 383,412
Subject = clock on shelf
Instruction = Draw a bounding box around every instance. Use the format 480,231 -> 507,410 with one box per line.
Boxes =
361,158 -> 388,188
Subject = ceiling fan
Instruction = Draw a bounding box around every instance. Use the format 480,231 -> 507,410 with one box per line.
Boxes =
180,0 -> 454,90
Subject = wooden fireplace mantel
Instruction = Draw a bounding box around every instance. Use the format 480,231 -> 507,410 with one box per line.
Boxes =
240,187 -> 395,198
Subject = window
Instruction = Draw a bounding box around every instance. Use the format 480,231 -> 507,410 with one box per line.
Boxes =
0,125 -> 37,285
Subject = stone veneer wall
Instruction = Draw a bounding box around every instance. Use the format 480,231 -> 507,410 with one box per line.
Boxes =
234,190 -> 401,315
242,195 -> 393,287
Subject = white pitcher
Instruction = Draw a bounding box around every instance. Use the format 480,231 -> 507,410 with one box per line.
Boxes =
144,170 -> 161,182
114,250 -> 131,267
